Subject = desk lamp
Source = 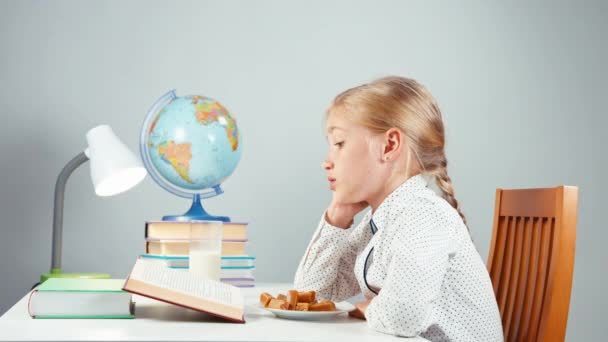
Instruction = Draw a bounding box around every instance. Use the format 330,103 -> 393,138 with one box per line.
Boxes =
40,125 -> 147,283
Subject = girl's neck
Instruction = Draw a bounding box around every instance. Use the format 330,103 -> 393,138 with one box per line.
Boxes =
369,172 -> 420,213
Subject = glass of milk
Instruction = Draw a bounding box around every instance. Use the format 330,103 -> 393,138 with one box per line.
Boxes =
189,220 -> 223,281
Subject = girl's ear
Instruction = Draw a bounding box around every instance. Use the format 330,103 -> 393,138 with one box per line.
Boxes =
382,128 -> 402,161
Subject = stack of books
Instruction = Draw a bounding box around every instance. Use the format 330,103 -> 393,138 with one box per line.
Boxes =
141,220 -> 255,288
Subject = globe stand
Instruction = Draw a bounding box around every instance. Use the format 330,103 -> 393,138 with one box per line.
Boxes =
162,194 -> 230,222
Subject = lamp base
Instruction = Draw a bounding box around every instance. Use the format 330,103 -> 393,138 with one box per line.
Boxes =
40,268 -> 110,283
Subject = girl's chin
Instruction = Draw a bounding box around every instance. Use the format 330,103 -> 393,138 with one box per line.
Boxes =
332,192 -> 345,201
333,191 -> 356,203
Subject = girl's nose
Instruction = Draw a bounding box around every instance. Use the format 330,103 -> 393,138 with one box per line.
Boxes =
322,159 -> 333,170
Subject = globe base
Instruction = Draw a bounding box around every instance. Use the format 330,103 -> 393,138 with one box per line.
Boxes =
162,194 -> 231,222
162,213 -> 230,222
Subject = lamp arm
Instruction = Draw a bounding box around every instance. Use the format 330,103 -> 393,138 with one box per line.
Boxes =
51,152 -> 89,271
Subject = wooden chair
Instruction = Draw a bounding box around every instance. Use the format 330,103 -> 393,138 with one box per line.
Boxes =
487,186 -> 578,342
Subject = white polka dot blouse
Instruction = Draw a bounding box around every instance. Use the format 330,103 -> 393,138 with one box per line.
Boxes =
294,174 -> 504,341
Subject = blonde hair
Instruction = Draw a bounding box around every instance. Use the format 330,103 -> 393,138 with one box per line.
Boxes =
327,76 -> 468,227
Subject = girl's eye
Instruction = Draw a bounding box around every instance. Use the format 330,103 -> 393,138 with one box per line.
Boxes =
334,141 -> 344,147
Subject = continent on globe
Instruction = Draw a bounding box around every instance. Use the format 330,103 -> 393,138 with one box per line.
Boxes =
157,141 -> 193,184
192,96 -> 239,151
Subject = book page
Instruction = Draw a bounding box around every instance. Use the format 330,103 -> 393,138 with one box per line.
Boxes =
130,259 -> 243,308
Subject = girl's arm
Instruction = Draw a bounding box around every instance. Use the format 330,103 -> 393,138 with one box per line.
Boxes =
365,212 -> 455,337
293,211 -> 372,302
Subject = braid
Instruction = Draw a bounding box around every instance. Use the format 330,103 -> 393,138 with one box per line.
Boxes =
429,157 -> 468,228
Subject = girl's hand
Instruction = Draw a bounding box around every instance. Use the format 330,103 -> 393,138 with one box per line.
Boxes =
348,299 -> 372,320
325,198 -> 368,229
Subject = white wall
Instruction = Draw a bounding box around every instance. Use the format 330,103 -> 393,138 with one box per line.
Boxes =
0,1 -> 606,339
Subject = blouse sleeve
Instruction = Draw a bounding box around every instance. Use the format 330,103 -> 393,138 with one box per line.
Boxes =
365,211 -> 456,337
293,211 -> 372,302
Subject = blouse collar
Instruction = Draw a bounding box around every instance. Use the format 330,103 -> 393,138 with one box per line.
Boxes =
370,174 -> 428,233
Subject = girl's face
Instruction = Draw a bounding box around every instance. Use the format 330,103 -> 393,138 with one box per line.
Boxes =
323,112 -> 388,204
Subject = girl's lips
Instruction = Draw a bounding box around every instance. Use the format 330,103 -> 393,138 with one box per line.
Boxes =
328,179 -> 336,190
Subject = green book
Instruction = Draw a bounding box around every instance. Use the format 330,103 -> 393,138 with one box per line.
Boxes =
28,278 -> 134,319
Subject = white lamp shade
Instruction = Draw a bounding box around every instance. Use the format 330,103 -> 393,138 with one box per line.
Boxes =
85,125 -> 147,196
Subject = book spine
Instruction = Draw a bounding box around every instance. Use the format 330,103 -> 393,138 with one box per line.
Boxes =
27,290 -> 37,318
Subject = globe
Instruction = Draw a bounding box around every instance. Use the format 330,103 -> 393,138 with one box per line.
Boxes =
140,90 -> 242,222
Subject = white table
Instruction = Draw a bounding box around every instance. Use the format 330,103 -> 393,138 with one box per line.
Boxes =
0,282 -> 425,341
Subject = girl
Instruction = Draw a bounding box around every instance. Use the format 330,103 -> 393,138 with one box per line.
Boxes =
294,76 -> 503,341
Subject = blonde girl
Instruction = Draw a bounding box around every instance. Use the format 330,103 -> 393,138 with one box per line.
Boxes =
294,76 -> 503,341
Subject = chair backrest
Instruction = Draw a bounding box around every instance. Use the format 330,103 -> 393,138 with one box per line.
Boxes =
487,186 -> 578,342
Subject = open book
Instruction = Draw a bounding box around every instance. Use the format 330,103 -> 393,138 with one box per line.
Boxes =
122,258 -> 245,323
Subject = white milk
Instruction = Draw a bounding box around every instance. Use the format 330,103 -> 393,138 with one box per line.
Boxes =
189,249 -> 221,280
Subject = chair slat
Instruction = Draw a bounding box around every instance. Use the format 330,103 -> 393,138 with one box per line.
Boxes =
510,217 -> 533,341
516,217 -> 541,342
497,216 -> 516,317
503,216 -> 524,341
490,215 -> 509,294
528,217 -> 552,341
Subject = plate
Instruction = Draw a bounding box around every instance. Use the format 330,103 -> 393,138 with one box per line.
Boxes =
258,302 -> 355,320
